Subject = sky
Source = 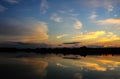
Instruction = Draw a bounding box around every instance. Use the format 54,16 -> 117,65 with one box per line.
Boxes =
0,0 -> 120,47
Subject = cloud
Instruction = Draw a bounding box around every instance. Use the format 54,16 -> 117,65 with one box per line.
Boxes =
0,19 -> 49,43
105,40 -> 120,47
97,32 -> 120,43
0,42 -> 51,48
63,42 -> 81,44
40,0 -> 49,14
85,0 -> 107,8
90,12 -> 97,20
50,13 -> 63,22
94,32 -> 120,47
69,13 -> 80,17
96,18 -> 120,32
84,0 -> 116,12
114,14 -> 118,17
4,0 -> 20,4
58,9 -> 80,17
97,18 -> 120,25
74,19 -> 82,29
0,5 -> 7,12
72,31 -> 106,41
58,10 -> 66,14
56,34 -> 68,39
107,5 -> 114,12
71,31 -> 120,47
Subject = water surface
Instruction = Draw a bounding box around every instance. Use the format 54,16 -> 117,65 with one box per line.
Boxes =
0,53 -> 120,79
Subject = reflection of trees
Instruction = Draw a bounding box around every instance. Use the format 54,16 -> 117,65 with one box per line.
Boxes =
0,47 -> 120,56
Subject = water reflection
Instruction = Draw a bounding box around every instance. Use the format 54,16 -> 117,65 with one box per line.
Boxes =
0,53 -> 120,79
17,58 -> 48,78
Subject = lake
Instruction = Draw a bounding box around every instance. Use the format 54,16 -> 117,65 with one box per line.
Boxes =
0,52 -> 120,79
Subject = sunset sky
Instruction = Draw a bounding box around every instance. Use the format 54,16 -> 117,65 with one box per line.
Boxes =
0,0 -> 120,47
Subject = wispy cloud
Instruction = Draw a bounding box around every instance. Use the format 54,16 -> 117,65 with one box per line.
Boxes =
40,0 -> 49,14
58,10 -> 66,14
73,19 -> 82,29
58,9 -> 80,17
4,0 -> 20,4
56,34 -> 68,39
0,5 -> 7,12
90,12 -> 97,20
107,5 -> 114,12
50,13 -> 63,22
96,18 -> 120,32
85,0 -> 116,12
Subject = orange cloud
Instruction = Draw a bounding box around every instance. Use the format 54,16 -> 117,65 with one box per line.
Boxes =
71,31 -> 120,47
56,34 -> 68,39
97,32 -> 120,42
97,18 -> 120,25
94,32 -> 120,47
101,40 -> 120,47
72,31 -> 105,41
18,23 -> 49,43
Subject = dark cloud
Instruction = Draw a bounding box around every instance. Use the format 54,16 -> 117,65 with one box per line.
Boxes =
0,42 -> 51,48
0,18 -> 48,42
0,5 -> 7,12
0,22 -> 27,36
63,42 -> 81,44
